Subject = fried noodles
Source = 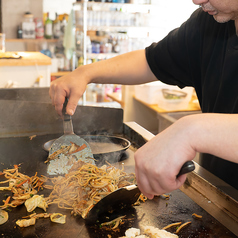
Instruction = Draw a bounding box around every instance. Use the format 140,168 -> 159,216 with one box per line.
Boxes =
0,162 -> 142,221
45,162 -> 137,218
0,164 -> 49,209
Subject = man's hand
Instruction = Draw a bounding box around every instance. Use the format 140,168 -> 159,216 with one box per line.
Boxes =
134,117 -> 196,199
49,72 -> 88,117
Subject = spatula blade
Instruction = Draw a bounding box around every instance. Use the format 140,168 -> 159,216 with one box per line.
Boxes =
85,184 -> 140,224
49,134 -> 94,161
85,161 -> 195,224
46,98 -> 95,175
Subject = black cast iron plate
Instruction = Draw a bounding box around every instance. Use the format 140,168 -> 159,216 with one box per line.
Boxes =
0,134 -> 237,238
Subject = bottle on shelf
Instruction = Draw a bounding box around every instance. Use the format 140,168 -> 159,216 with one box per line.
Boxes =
44,12 -> 53,39
60,16 -> 67,37
17,25 -> 23,39
34,18 -> 44,39
53,13 -> 61,39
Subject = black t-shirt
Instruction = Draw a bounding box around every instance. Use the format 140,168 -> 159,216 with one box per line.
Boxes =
145,8 -> 238,189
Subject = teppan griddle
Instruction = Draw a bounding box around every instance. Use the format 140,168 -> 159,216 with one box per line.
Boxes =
0,88 -> 238,237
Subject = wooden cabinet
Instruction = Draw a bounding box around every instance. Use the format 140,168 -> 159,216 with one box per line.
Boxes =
0,52 -> 51,88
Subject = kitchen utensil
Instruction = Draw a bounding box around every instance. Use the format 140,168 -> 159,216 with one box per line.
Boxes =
48,98 -> 94,164
85,160 -> 195,224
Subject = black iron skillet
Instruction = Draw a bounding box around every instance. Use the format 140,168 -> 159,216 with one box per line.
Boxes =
44,135 -> 131,160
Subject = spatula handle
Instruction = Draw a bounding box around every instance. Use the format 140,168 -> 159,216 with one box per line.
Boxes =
62,98 -> 71,121
177,161 -> 195,178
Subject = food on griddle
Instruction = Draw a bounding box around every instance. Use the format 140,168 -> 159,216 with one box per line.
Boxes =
16,217 -> 36,227
46,162 -> 139,218
162,222 -> 181,230
143,226 -> 178,238
0,164 -> 49,209
192,213 -> 202,219
0,209 -> 8,225
125,227 -> 140,237
160,194 -> 170,200
29,135 -> 36,140
120,226 -> 178,238
101,215 -> 126,230
25,195 -> 48,212
50,213 -> 66,224
0,161 -> 143,229
16,212 -> 65,227
22,212 -> 52,219
175,221 -> 191,234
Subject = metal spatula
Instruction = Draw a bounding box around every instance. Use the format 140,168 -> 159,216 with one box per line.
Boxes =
48,98 -> 94,164
85,161 -> 195,224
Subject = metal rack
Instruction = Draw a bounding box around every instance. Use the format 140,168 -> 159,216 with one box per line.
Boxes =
72,0 -> 158,105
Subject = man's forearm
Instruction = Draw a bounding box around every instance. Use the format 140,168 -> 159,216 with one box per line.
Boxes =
182,113 -> 238,163
74,49 -> 158,85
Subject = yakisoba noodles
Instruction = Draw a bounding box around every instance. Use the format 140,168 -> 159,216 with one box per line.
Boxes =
45,162 -> 141,218
0,164 -> 49,209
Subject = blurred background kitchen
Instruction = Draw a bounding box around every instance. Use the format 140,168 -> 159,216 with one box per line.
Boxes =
0,0 -> 200,134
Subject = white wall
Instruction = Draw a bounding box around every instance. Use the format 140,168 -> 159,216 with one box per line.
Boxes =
43,0 -> 76,19
2,0 -> 43,39
148,0 -> 198,41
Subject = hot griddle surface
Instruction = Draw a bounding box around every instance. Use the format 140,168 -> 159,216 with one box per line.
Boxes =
0,135 -> 237,238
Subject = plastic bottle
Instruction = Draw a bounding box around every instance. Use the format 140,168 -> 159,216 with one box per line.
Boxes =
44,12 -> 53,39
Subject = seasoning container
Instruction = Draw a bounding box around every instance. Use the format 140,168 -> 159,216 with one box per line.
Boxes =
53,13 -> 61,39
22,12 -> 35,39
34,18 -> 44,39
96,84 -> 105,102
17,25 -> 23,39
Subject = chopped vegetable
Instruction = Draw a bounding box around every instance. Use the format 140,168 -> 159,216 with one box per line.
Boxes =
16,218 -> 36,227
0,209 -> 8,225
50,213 -> 66,224
25,195 -> 48,212
175,221 -> 192,234
192,213 -> 202,219
162,222 -> 182,230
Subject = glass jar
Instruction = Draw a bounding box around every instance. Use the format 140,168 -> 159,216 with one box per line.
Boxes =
22,12 -> 35,39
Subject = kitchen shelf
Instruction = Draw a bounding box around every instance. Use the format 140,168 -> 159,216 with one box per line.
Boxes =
107,92 -> 123,106
6,39 -> 58,43
76,51 -> 119,58
73,1 -> 153,9
76,25 -> 157,31
74,0 -> 158,32
134,94 -> 201,113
